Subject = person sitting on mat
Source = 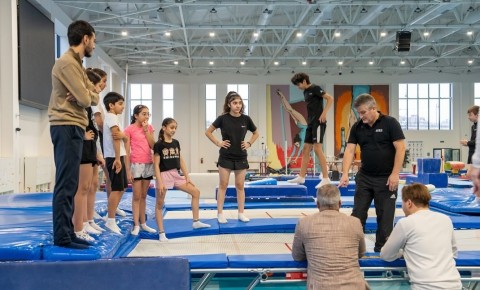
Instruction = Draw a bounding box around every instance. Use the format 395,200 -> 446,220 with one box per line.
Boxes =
381,183 -> 462,290
292,184 -> 370,290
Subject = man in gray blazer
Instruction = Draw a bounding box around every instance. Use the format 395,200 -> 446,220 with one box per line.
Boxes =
292,184 -> 370,290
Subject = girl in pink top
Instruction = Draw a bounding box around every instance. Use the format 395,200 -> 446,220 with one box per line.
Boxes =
124,105 -> 157,235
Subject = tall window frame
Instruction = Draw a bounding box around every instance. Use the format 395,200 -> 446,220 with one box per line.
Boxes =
163,84 -> 174,120
475,83 -> 480,106
227,84 -> 249,115
398,83 -> 452,130
129,83 -> 152,124
206,84 -> 217,128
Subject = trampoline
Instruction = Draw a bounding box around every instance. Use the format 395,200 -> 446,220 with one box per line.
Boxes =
2,181 -> 480,289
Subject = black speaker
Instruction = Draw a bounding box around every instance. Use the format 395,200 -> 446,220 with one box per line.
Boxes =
396,31 -> 412,52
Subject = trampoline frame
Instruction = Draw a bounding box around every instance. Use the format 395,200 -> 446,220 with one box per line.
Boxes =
191,266 -> 480,290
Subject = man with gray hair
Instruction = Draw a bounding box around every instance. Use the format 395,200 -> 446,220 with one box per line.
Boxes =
339,93 -> 405,253
292,184 -> 370,290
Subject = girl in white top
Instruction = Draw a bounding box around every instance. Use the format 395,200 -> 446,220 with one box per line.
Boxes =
380,183 -> 462,290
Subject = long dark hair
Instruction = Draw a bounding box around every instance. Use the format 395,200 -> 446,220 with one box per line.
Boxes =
158,117 -> 177,142
86,68 -> 101,85
222,91 -> 244,114
130,104 -> 149,124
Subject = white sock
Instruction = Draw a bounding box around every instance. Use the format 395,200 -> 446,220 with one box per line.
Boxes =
238,213 -> 250,223
140,223 -> 157,233
131,226 -> 140,236
159,232 -> 169,242
217,213 -> 228,224
193,220 -> 211,229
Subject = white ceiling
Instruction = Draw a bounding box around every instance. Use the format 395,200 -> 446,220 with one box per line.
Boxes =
50,0 -> 479,76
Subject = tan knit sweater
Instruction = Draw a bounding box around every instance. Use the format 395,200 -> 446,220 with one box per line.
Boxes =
48,48 -> 99,129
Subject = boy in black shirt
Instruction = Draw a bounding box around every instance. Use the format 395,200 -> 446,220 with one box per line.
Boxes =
288,73 -> 334,189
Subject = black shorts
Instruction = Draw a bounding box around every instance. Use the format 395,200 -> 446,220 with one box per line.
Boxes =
217,157 -> 249,170
81,140 -> 97,165
304,121 -> 326,144
105,156 -> 128,191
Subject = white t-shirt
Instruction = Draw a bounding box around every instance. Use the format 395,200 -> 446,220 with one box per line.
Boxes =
380,210 -> 462,290
103,112 -> 126,158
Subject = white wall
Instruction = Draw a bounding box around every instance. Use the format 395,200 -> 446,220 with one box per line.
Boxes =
129,71 -> 479,173
0,0 -> 126,193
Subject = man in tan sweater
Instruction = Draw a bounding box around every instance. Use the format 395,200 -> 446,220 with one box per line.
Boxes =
48,20 -> 99,249
292,184 -> 370,290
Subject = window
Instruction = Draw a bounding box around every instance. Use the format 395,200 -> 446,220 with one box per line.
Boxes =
130,84 -> 152,123
206,84 -> 216,128
163,84 -> 174,119
227,84 -> 249,115
399,83 -> 452,130
475,83 -> 480,106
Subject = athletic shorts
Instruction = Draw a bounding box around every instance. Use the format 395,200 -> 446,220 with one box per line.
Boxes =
131,163 -> 154,180
160,169 -> 186,189
105,156 -> 128,191
217,157 -> 249,170
81,140 -> 97,166
304,121 -> 326,144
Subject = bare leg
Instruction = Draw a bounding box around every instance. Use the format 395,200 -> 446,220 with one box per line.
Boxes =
313,143 -> 329,178
217,166 -> 232,214
155,188 -> 167,232
277,90 -> 308,125
139,180 -> 150,224
131,180 -> 142,226
107,191 -> 124,218
233,169 -> 247,213
298,143 -> 313,177
86,164 -> 99,221
73,164 -> 94,232
176,183 -> 201,220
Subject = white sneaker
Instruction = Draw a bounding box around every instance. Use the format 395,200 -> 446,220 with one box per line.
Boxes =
159,232 -> 169,242
93,211 -> 102,220
140,223 -> 157,233
287,176 -> 305,184
116,208 -> 127,217
89,220 -> 105,232
76,230 -> 95,242
217,213 -> 228,224
238,213 -> 250,223
105,218 -> 122,235
315,178 -> 332,189
131,226 -> 140,236
193,220 -> 211,229
84,222 -> 101,235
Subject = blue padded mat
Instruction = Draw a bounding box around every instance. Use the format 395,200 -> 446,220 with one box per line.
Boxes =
219,218 -> 297,234
177,253 -> 228,269
448,178 -> 473,188
42,218 -> 135,261
0,257 -> 190,290
222,184 -> 308,198
303,178 -> 356,197
0,192 -> 146,261
228,254 -> 307,268
195,251 -> 480,269
429,188 -> 480,214
140,218 -> 219,239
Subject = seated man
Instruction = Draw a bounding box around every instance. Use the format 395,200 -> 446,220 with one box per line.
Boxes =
380,183 -> 462,290
292,184 -> 370,290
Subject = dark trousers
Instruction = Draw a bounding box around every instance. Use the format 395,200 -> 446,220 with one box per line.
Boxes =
352,171 -> 397,252
50,125 -> 84,245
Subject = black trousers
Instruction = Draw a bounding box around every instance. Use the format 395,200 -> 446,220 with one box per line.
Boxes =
50,125 -> 84,245
352,171 -> 397,252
